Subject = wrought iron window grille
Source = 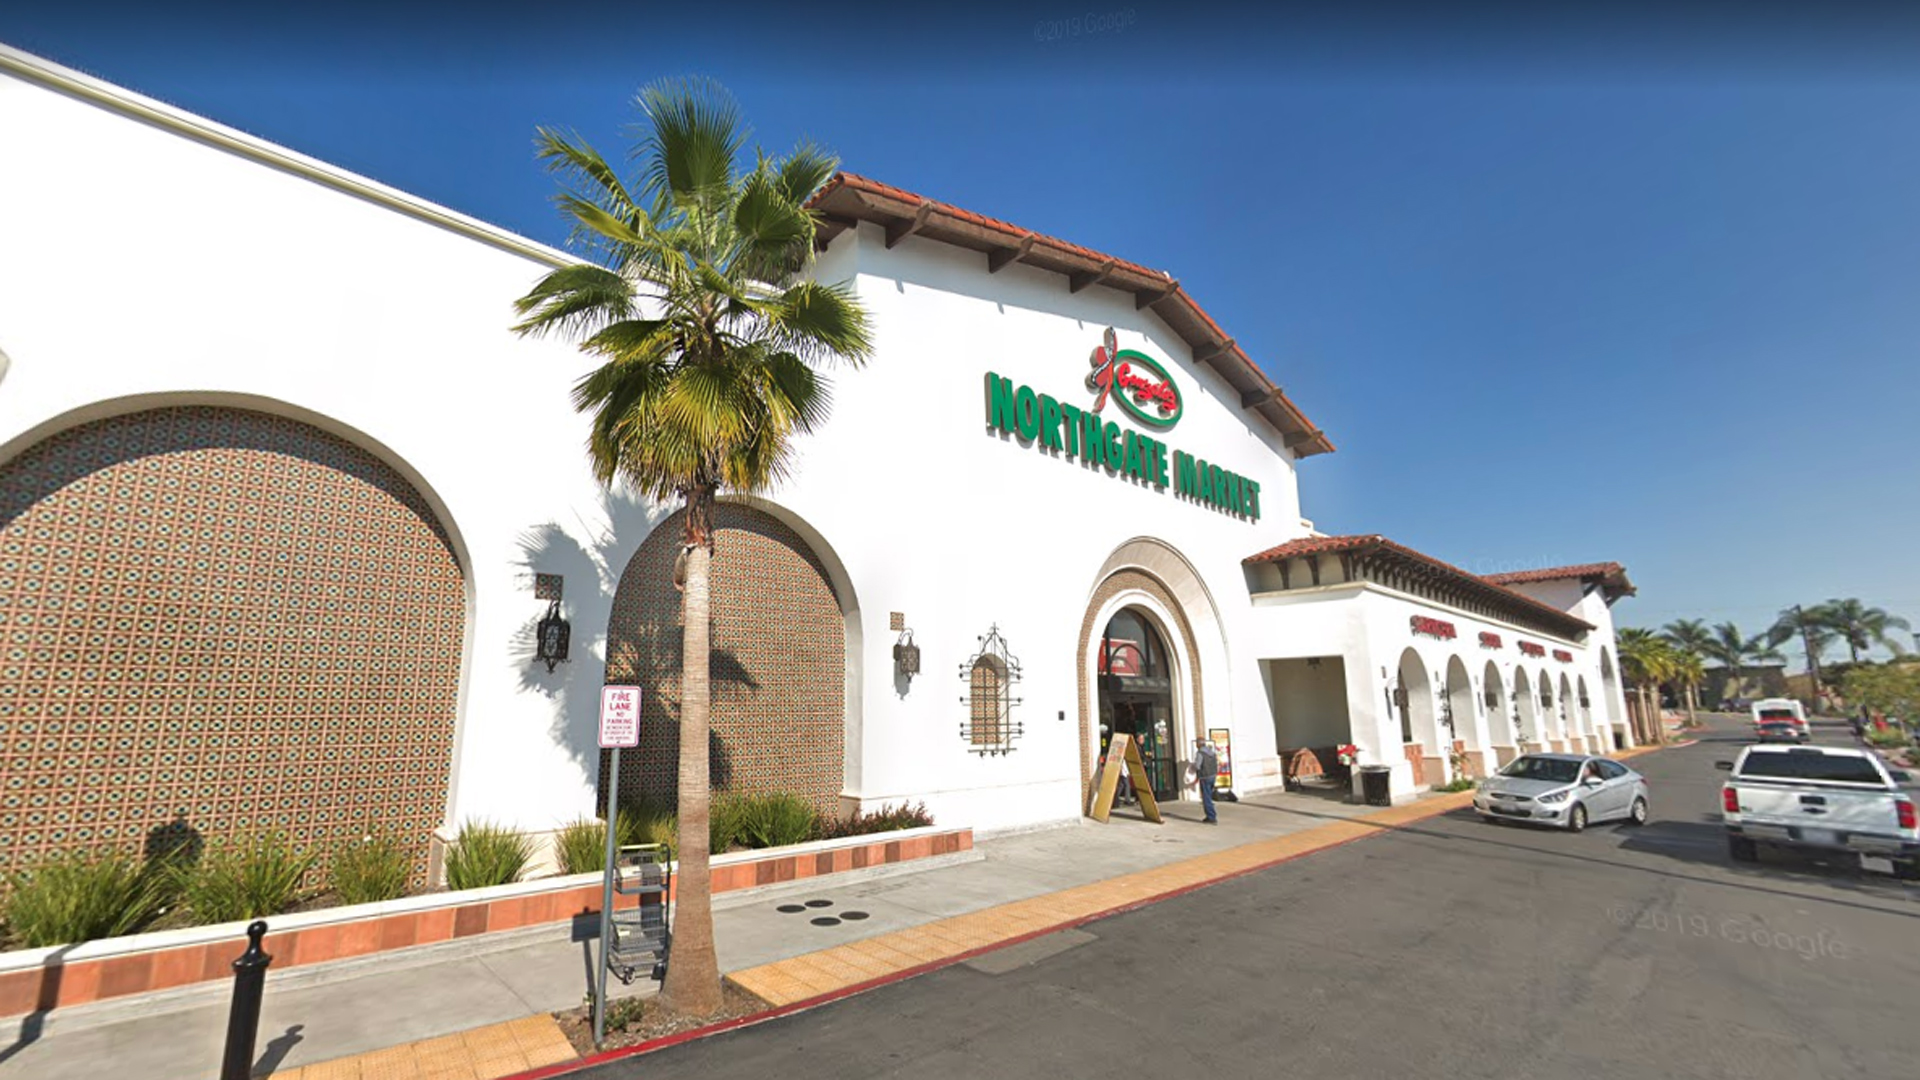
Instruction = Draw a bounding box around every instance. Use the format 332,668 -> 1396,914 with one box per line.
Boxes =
957,624 -> 1024,756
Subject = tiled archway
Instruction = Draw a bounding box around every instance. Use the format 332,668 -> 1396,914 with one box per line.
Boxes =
603,503 -> 846,814
0,406 -> 465,883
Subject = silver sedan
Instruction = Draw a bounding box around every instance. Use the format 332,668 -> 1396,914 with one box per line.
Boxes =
1472,753 -> 1650,831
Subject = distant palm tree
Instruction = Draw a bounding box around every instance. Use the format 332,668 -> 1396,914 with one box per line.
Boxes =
1818,598 -> 1912,664
512,77 -> 873,1018
1661,618 -> 1714,657
1661,619 -> 1714,721
1769,605 -> 1836,697
1618,629 -> 1678,744
1671,651 -> 1705,727
1703,622 -> 1783,705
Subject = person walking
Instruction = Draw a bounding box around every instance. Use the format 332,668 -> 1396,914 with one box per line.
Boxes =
1191,737 -> 1220,824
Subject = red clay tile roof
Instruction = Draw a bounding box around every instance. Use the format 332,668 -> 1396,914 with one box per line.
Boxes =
1244,534 -> 1596,639
806,172 -> 1334,458
1481,563 -> 1628,587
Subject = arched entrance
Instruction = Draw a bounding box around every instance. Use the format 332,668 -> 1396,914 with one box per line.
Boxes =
604,502 -> 846,815
0,405 -> 466,884
1558,673 -> 1576,751
1484,660 -> 1516,761
1444,655 -> 1479,777
1537,668 -> 1559,746
1513,668 -> 1539,749
1600,648 -> 1626,750
1076,563 -> 1205,813
1577,675 -> 1594,749
1395,648 -> 1440,787
1096,607 -> 1181,802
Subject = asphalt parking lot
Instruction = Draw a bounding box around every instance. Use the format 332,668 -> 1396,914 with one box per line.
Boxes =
581,715 -> 1919,1080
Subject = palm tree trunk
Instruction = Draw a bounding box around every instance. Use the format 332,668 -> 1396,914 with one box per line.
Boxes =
660,496 -> 723,1018
1685,685 -> 1698,728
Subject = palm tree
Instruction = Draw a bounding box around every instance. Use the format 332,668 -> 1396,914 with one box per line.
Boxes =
1617,629 -> 1678,744
1670,650 -> 1705,728
512,78 -> 873,1018
1660,619 -> 1713,720
1819,598 -> 1912,664
1769,605 -> 1836,700
1702,622 -> 1783,707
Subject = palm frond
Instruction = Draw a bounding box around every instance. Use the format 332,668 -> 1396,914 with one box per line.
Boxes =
760,280 -> 873,364
635,77 -> 747,211
511,265 -> 634,337
774,142 -> 839,208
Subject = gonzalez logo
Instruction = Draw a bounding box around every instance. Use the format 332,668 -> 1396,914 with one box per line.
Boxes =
1087,327 -> 1182,430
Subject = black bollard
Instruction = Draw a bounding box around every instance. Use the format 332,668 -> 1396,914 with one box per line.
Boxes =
220,921 -> 273,1080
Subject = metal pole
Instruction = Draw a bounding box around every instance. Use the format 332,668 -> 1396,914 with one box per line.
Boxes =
220,920 -> 272,1080
593,746 -> 621,1048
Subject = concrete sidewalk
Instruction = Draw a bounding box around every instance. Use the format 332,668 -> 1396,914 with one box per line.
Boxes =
0,750 -> 1661,1080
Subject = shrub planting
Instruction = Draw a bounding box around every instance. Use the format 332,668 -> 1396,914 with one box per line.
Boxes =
817,801 -> 935,840
330,832 -> 414,905
736,792 -> 822,849
555,818 -> 608,876
443,819 -> 535,890
178,834 -> 319,923
1,849 -> 168,948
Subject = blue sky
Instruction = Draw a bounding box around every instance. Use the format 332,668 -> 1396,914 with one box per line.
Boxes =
7,2 -> 1920,658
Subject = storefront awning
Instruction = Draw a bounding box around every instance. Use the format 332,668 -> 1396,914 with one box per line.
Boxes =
806,172 -> 1335,458
1244,534 -> 1597,640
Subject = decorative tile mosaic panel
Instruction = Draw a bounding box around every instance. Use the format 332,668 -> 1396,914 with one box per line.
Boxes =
602,504 -> 845,815
0,407 -> 464,885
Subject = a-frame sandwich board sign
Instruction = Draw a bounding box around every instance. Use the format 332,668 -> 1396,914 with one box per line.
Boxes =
1088,732 -> 1163,824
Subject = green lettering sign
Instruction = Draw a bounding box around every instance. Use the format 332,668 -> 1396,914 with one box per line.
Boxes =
986,372 -> 1018,433
1040,394 -> 1063,450
1015,386 -> 1039,441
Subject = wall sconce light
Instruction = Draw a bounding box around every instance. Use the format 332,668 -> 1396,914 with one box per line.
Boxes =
1483,689 -> 1499,709
535,600 -> 570,673
1391,686 -> 1409,709
893,628 -> 921,678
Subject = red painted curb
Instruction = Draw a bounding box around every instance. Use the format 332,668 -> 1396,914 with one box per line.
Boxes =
502,796 -> 1475,1078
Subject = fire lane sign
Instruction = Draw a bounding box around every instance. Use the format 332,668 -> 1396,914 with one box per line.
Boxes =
599,686 -> 641,748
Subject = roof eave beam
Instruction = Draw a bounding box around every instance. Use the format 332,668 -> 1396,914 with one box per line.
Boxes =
1069,258 -> 1119,294
988,233 -> 1036,274
1136,279 -> 1180,310
884,202 -> 936,249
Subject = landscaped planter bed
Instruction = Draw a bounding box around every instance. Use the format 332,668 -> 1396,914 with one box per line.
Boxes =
0,825 -> 970,1018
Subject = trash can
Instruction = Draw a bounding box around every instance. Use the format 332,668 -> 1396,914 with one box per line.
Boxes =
1359,765 -> 1392,807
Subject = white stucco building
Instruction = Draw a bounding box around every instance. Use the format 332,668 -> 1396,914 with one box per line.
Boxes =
0,46 -> 1636,879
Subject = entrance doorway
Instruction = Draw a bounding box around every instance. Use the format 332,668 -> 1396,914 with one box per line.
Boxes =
1098,607 -> 1180,802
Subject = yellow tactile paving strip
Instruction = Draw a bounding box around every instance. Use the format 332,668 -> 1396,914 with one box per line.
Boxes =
269,1014 -> 575,1079
272,739 -> 1668,1074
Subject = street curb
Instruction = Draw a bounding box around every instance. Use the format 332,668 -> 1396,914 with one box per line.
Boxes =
505,737 -> 1689,1078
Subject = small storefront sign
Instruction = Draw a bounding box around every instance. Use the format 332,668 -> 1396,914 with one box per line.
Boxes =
1518,641 -> 1546,658
1410,615 -> 1457,640
1479,631 -> 1503,649
1553,649 -> 1574,663
1209,727 -> 1234,792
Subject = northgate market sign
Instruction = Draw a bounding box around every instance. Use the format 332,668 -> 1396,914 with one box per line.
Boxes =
983,328 -> 1262,522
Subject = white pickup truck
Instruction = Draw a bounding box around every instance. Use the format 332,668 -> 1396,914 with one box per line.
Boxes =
1718,744 -> 1918,879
